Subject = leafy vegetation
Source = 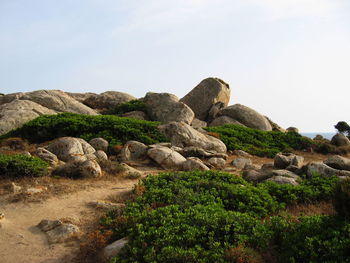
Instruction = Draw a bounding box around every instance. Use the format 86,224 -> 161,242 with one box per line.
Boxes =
0,154 -> 48,178
335,121 -> 350,137
333,178 -> 350,219
107,100 -> 147,115
205,124 -> 314,157
97,171 -> 349,263
0,113 -> 167,145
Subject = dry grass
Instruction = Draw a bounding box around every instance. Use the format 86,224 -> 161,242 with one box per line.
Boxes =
284,201 -> 336,217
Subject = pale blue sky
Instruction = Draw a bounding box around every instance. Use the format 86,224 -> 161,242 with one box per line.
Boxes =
1,0 -> 349,132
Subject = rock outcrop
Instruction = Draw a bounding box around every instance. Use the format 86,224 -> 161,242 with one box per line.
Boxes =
144,92 -> 194,124
82,91 -> 136,110
217,104 -> 272,131
0,100 -> 56,135
147,145 -> 187,169
331,133 -> 350,147
159,122 -> 227,153
180,77 -> 230,121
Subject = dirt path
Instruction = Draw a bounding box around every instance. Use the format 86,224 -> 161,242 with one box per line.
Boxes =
0,177 -> 142,263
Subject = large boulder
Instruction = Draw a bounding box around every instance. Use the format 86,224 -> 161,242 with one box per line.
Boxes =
209,116 -> 245,127
331,133 -> 350,147
47,137 -> 96,162
0,100 -> 56,135
83,91 -> 136,110
217,104 -> 272,131
20,90 -> 98,115
324,155 -> 350,171
306,162 -> 350,177
89,137 -> 109,152
159,122 -> 227,153
144,92 -> 194,124
180,77 -> 230,121
53,159 -> 102,178
147,145 -> 187,169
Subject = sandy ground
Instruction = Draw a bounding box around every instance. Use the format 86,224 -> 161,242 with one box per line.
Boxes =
0,152 -> 329,263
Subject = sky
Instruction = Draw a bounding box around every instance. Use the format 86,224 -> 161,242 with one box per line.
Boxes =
0,0 -> 349,132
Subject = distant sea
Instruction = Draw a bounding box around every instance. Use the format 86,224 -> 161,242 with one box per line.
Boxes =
301,132 -> 336,140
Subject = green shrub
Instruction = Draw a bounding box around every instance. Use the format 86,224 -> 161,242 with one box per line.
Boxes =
0,154 -> 48,178
1,113 -> 167,145
107,100 -> 147,115
260,174 -> 339,205
205,124 -> 314,157
97,171 -> 347,263
333,178 -> 350,219
268,215 -> 350,263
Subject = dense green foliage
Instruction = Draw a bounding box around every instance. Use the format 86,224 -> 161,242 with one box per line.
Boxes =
333,178 -> 350,219
205,124 -> 314,157
0,154 -> 48,178
107,100 -> 147,115
1,113 -> 167,145
98,171 -> 349,263
335,121 -> 350,137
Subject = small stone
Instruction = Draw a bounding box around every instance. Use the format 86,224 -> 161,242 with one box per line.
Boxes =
26,186 -> 47,195
100,237 -> 128,261
0,213 -> 4,220
208,157 -> 226,169
232,157 -> 252,169
88,200 -> 125,210
46,223 -> 80,244
89,138 -> 109,152
8,182 -> 22,193
37,219 -> 62,232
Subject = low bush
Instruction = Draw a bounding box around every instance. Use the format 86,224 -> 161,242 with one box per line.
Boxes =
1,113 -> 167,145
107,100 -> 147,115
205,124 -> 314,157
97,171 -> 347,262
333,178 -> 350,219
0,154 -> 48,178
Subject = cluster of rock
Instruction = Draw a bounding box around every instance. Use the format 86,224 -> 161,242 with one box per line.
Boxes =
0,77 -> 294,137
242,152 -> 350,186
37,219 -> 80,244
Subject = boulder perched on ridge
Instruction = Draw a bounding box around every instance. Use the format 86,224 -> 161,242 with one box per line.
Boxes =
83,91 -> 136,110
180,77 -> 230,121
144,92 -> 194,124
217,104 -> 272,131
159,122 -> 227,153
0,100 -> 56,136
331,133 -> 350,147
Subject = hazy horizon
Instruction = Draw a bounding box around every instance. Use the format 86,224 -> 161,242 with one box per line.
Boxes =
1,0 -> 349,132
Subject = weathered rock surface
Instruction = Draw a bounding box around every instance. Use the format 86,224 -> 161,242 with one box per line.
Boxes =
180,77 -> 230,121
191,118 -> 207,129
46,224 -> 80,244
144,92 -> 194,124
232,158 -> 252,169
307,162 -> 350,177
0,100 -> 56,135
89,200 -> 125,210
20,90 -> 97,115
218,104 -> 272,131
35,147 -> 59,166
159,122 -> 227,153
286,127 -> 299,133
120,163 -> 144,178
38,219 -> 62,232
233,150 -> 251,157
324,155 -> 350,171
208,157 -> 226,169
274,153 -> 304,169
209,116 -> 245,127
89,138 -> 109,152
100,237 -> 128,261
148,145 -> 186,169
47,137 -> 96,162
243,170 -> 271,183
121,111 -> 149,120
331,133 -> 350,147
94,150 -> 108,163
79,160 -> 102,178
53,159 -> 102,178
177,146 -> 228,159
82,91 -> 135,109
182,157 -> 210,171
118,141 -> 148,162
